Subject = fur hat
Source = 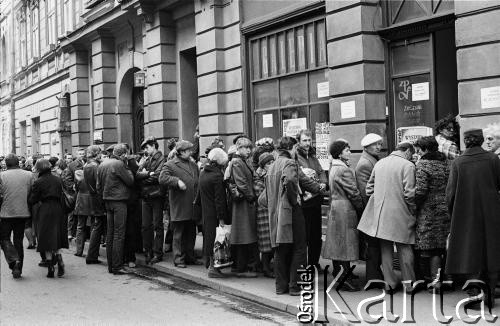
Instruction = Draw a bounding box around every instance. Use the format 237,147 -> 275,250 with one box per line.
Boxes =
258,152 -> 274,168
207,147 -> 228,166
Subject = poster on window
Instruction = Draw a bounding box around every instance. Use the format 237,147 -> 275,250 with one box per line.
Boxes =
393,74 -> 433,135
315,122 -> 331,170
283,118 -> 307,137
396,126 -> 433,144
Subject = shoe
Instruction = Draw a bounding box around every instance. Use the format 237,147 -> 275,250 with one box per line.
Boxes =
128,262 -> 136,268
12,261 -> 22,279
38,260 -> 49,267
27,244 -> 36,249
112,267 -> 129,275
289,288 -> 302,296
276,289 -> 289,295
208,268 -> 228,278
47,264 -> 55,278
56,254 -> 65,277
236,271 -> 258,278
150,256 -> 163,265
86,259 -> 102,265
164,244 -> 172,253
339,279 -> 361,292
175,263 -> 187,268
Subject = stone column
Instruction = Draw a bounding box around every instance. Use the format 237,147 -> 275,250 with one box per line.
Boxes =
195,0 -> 243,151
143,10 -> 178,152
455,0 -> 500,134
90,29 -> 117,148
325,0 -> 386,158
67,44 -> 91,152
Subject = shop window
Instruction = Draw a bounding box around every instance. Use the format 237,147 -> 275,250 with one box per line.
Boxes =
250,18 -> 329,143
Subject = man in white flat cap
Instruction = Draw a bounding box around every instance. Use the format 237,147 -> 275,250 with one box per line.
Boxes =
355,133 -> 383,282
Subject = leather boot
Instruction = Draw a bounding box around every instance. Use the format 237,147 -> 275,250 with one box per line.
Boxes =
47,256 -> 55,278
262,252 -> 274,278
56,254 -> 65,277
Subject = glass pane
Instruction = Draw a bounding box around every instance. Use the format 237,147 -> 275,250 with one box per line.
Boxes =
256,110 -> 279,141
316,20 -> 327,66
281,107 -> 308,137
287,30 -> 295,72
391,40 -> 430,75
280,75 -> 307,106
309,69 -> 329,102
296,26 -> 305,71
394,0 -> 428,24
306,23 -> 316,68
393,74 -> 434,130
251,40 -> 260,80
261,38 -> 268,78
278,33 -> 286,74
254,80 -> 278,109
269,35 -> 277,76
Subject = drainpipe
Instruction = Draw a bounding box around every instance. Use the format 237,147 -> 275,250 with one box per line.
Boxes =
9,0 -> 16,153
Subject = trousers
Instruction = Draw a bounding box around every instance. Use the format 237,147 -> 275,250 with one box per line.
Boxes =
86,216 -> 105,261
141,198 -> 164,257
105,201 -> 127,272
75,215 -> 88,255
171,220 -> 196,265
0,218 -> 26,269
302,203 -> 323,266
380,239 -> 416,289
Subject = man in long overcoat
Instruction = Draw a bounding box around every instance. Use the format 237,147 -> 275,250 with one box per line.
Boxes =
159,140 -> 201,268
355,133 -> 383,282
357,142 -> 416,291
446,129 -> 500,306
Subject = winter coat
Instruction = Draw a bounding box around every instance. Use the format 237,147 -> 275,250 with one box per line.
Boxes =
445,147 -> 500,274
414,152 -> 450,251
259,151 -> 300,247
83,159 -> 105,216
135,151 -> 165,199
159,156 -> 199,222
253,167 -> 272,253
0,168 -> 34,218
62,159 -> 84,194
197,163 -> 227,258
29,171 -> 68,252
229,154 -> 257,245
293,145 -> 326,207
322,159 -> 363,261
357,151 -> 416,244
355,151 -> 378,207
74,169 -> 93,216
96,157 -> 135,201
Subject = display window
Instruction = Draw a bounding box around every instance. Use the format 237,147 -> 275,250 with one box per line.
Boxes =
249,18 -> 329,145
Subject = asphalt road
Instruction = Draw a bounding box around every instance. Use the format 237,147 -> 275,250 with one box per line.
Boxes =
0,246 -> 296,326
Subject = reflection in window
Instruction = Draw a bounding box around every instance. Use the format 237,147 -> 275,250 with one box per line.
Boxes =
316,21 -> 327,66
254,80 -> 278,109
287,30 -> 295,72
297,27 -> 305,70
269,35 -> 277,76
280,75 -> 307,106
306,23 -> 315,68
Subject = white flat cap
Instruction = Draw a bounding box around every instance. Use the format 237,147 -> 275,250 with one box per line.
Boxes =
361,133 -> 383,147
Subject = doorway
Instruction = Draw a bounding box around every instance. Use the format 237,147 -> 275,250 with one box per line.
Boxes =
179,47 -> 198,141
132,86 -> 144,153
59,92 -> 72,155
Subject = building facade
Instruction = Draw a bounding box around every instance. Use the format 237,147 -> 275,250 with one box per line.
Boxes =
0,0 -> 499,161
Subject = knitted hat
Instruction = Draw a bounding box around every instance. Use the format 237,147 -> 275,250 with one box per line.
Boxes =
208,147 -> 228,166
258,152 -> 274,168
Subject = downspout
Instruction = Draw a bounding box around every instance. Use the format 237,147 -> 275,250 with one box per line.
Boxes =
9,0 -> 15,153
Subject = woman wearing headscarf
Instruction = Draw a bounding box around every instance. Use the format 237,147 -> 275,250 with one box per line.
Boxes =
197,148 -> 229,278
413,136 -> 450,291
322,139 -> 363,291
29,159 -> 68,278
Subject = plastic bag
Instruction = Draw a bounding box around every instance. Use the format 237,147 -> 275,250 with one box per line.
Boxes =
213,225 -> 233,269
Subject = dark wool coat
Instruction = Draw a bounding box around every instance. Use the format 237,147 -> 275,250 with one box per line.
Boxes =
135,151 -> 165,199
29,171 -> 68,252
445,147 -> 500,275
322,159 -> 363,261
230,155 -> 257,245
159,156 -> 199,222
414,152 -> 450,251
355,151 -> 378,207
197,163 -> 227,259
293,145 -> 327,207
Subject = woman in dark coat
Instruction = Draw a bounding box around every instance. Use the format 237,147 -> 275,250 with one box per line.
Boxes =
414,136 -> 450,289
29,159 -> 68,278
197,148 -> 229,278
446,129 -> 500,307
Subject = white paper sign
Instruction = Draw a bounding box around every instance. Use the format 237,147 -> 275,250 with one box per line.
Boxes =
396,126 -> 433,144
317,82 -> 329,98
412,82 -> 429,101
283,118 -> 307,137
262,114 -> 273,128
340,101 -> 356,119
481,86 -> 500,109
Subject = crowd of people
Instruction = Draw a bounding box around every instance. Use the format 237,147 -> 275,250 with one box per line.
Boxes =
0,114 -> 499,308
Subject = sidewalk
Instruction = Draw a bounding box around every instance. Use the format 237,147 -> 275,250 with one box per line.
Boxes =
86,235 -> 499,326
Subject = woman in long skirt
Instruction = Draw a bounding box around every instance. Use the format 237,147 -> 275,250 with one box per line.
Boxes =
29,159 -> 69,278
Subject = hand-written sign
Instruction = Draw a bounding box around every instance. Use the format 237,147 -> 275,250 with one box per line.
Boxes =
393,75 -> 433,129
315,122 -> 331,171
396,126 -> 433,144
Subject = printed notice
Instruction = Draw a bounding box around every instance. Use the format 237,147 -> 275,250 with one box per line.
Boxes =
283,118 -> 307,137
340,101 -> 356,119
262,114 -> 273,128
396,126 -> 433,144
481,86 -> 500,109
412,82 -> 429,101
317,82 -> 329,98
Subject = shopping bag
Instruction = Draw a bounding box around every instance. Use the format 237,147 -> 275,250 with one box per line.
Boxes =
213,225 -> 233,269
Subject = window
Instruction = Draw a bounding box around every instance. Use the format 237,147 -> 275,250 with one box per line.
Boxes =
31,6 -> 40,58
250,18 -> 329,143
74,0 -> 83,28
31,117 -> 41,155
47,0 -> 56,46
20,121 -> 27,156
19,8 -> 27,67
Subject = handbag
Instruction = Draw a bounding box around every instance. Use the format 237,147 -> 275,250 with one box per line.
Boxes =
62,190 -> 76,214
213,225 -> 233,268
